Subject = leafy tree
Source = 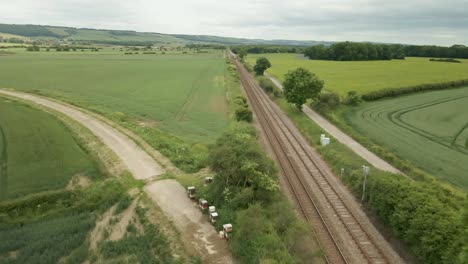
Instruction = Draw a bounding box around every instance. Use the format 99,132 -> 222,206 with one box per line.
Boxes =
208,124 -> 279,206
238,50 -> 247,61
283,68 -> 324,110
253,57 -> 271,75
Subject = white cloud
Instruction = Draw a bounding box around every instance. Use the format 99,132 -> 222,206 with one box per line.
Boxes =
0,0 -> 467,45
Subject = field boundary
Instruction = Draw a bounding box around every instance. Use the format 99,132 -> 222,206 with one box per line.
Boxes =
361,79 -> 468,101
264,72 -> 402,174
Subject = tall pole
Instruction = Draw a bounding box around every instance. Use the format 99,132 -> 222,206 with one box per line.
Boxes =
361,166 -> 369,202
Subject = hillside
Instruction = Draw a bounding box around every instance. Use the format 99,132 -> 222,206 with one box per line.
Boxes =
0,23 -> 328,46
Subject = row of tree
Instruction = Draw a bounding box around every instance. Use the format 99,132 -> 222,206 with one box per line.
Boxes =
405,44 -> 468,59
305,42 -> 468,61
231,45 -> 303,55
304,42 -> 406,61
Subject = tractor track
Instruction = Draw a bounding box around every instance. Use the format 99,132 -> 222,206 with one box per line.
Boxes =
230,52 -> 402,264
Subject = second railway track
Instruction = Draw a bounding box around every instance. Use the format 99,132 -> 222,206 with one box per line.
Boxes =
231,53 -> 394,264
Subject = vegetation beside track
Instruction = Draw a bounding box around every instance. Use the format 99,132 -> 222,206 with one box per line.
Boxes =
174,59 -> 323,263
198,124 -> 322,264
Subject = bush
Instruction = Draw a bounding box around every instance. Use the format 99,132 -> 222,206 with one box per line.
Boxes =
361,79 -> 468,101
312,92 -> 341,113
343,90 -> 361,105
235,107 -> 253,122
430,58 -> 461,63
234,95 -> 248,106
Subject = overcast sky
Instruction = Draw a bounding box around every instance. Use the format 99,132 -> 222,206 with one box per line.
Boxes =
1,0 -> 467,45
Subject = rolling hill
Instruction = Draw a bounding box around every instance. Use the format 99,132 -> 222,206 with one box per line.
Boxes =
0,23 -> 328,46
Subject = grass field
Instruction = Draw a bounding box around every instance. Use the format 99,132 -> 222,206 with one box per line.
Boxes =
0,50 -> 229,143
0,98 -> 98,200
246,53 -> 468,95
342,87 -> 468,188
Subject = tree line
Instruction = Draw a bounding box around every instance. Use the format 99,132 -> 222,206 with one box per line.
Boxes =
305,42 -> 468,61
304,42 -> 406,61
231,45 -> 303,55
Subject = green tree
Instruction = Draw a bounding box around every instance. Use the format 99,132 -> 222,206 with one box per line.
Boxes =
238,50 -> 247,61
208,124 -> 279,206
283,68 -> 324,110
253,57 -> 271,75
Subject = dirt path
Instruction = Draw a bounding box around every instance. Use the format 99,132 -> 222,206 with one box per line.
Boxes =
264,73 -> 402,174
145,180 -> 233,264
0,89 -> 233,263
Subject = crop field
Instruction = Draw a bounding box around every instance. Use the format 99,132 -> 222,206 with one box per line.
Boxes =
343,87 -> 468,188
246,53 -> 468,95
0,98 -> 98,200
0,50 -> 228,143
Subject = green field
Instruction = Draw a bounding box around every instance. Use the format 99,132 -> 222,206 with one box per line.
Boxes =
246,53 -> 468,95
343,87 -> 468,188
0,51 -> 228,143
0,98 -> 98,200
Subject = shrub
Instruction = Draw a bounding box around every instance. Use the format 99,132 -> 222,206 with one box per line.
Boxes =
430,58 -> 461,63
235,107 -> 253,122
343,90 -> 361,105
312,92 -> 341,113
234,95 -> 248,106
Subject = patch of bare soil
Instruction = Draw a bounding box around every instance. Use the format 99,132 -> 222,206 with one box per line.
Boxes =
138,119 -> 160,128
89,205 -> 116,250
145,179 -> 234,264
108,199 -> 139,241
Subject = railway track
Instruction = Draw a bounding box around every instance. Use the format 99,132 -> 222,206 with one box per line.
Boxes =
230,53 -> 392,264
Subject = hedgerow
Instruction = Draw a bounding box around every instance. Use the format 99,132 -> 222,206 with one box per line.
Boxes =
361,79 -> 468,101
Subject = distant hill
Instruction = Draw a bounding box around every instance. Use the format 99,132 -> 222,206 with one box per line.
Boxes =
0,23 -> 329,46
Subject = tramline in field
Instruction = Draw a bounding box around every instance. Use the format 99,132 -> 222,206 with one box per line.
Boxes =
343,87 -> 468,188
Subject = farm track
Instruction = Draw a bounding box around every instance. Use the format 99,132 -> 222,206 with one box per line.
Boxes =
231,54 -> 401,264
